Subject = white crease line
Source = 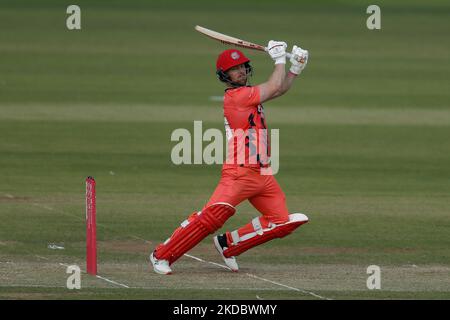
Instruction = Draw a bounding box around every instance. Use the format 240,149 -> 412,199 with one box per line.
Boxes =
95,275 -> 130,288
184,254 -> 231,271
0,284 -> 293,291
28,201 -> 328,297
183,254 -> 332,300
0,284 -> 68,289
30,204 -> 132,289
32,203 -> 140,238
32,203 -> 55,211
35,255 -> 50,261
246,273 -> 332,300
117,237 -> 329,299
131,236 -> 152,244
35,251 -> 131,290
58,262 -> 130,288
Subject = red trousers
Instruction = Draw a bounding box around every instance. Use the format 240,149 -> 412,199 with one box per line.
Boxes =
205,166 -> 289,243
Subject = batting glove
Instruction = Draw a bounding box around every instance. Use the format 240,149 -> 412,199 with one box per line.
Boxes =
289,45 -> 309,75
267,40 -> 287,65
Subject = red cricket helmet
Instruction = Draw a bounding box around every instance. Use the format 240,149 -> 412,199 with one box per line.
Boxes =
216,49 -> 252,86
216,49 -> 250,72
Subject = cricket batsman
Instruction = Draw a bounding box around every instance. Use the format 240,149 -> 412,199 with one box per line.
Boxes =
150,40 -> 309,275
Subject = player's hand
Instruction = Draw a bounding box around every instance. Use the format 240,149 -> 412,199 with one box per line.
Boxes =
289,45 -> 309,75
267,40 -> 287,65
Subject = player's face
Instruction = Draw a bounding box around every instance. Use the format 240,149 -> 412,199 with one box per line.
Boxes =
227,64 -> 248,86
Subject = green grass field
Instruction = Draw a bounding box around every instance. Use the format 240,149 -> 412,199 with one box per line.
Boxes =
0,0 -> 449,300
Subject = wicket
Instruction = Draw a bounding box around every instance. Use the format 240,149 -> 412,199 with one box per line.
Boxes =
86,176 -> 97,275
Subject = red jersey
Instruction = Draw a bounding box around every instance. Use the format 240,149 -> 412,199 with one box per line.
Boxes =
222,86 -> 270,168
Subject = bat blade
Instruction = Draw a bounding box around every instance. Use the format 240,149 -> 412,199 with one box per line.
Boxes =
195,25 -> 267,52
194,25 -> 294,59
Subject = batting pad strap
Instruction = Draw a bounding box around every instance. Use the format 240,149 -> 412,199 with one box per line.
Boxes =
180,211 -> 200,228
230,230 -> 240,245
180,220 -> 189,227
252,217 -> 263,235
154,203 -> 235,264
222,213 -> 309,258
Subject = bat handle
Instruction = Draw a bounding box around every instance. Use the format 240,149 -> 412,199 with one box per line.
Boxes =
264,47 -> 293,59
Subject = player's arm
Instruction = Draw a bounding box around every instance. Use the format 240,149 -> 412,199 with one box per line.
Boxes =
258,43 -> 309,103
271,46 -> 309,99
258,40 -> 287,103
270,71 -> 297,100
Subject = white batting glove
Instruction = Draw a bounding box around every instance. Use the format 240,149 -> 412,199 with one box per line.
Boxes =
289,45 -> 309,75
267,40 -> 287,65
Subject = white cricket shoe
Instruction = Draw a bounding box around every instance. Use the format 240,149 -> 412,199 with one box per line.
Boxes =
213,234 -> 239,272
150,252 -> 172,275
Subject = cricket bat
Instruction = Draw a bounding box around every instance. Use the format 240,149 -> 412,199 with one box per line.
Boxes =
195,25 -> 293,59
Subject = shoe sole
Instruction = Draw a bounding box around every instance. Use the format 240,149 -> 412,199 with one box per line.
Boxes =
213,237 -> 238,272
149,253 -> 172,275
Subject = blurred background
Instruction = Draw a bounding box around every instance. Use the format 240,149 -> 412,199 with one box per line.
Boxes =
0,0 -> 449,299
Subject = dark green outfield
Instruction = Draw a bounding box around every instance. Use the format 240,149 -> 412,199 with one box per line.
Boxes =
0,0 -> 449,299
